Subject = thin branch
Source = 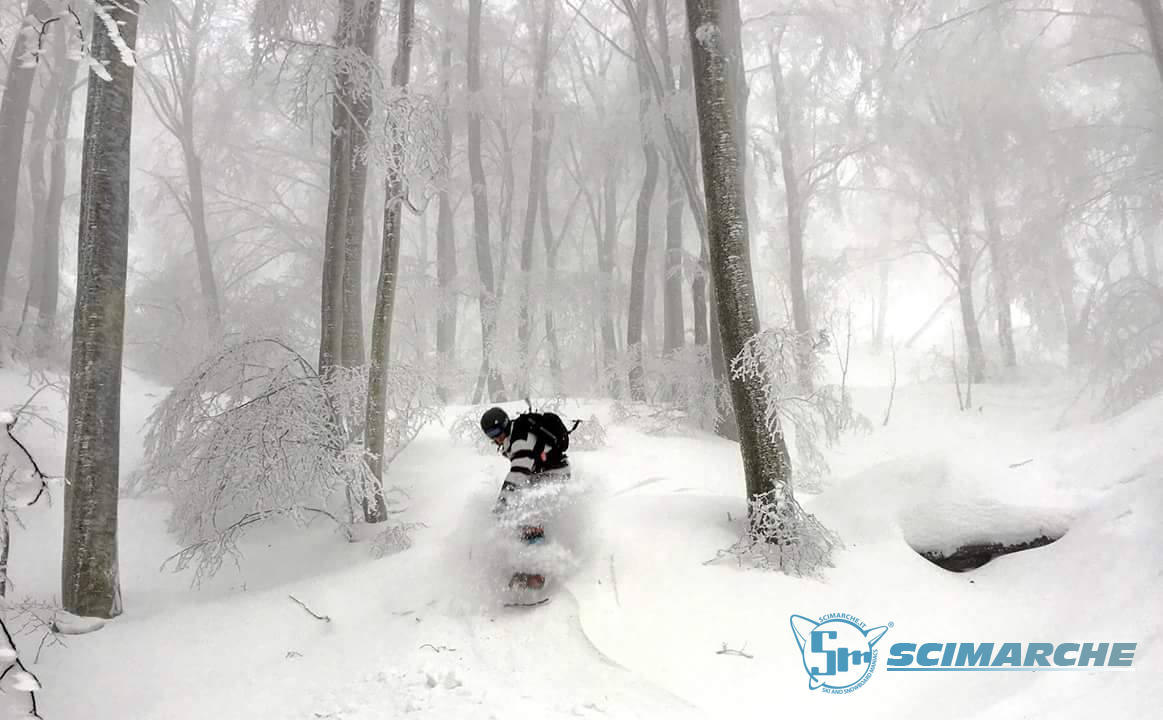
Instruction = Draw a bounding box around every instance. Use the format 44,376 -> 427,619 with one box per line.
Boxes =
288,595 -> 331,623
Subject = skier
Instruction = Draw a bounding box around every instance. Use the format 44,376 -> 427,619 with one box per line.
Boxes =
479,405 -> 573,592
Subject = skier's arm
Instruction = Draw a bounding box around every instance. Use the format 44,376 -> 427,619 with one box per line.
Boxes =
492,427 -> 541,514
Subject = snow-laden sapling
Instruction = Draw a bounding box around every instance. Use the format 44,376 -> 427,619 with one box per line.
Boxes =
137,337 -> 436,584
0,604 -> 43,718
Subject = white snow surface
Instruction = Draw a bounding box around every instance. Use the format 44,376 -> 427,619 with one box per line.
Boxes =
1,360 -> 1160,719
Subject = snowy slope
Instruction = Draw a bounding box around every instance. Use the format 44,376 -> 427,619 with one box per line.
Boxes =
3,364 -> 1160,719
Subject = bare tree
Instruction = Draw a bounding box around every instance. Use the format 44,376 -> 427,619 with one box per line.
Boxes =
655,0 -> 686,355
63,0 -> 142,620
627,0 -> 659,401
140,0 -> 224,334
365,0 -> 415,524
685,0 -> 790,511
468,0 -> 506,401
435,0 -> 458,400
0,0 -> 50,311
517,0 -> 553,397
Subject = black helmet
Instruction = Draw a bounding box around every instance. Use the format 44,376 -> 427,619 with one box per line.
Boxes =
480,406 -> 510,439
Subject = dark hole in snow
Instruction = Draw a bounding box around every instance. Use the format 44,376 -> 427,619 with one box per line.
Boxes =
917,534 -> 1061,572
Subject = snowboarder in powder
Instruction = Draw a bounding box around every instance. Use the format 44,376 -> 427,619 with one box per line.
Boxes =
479,405 -> 574,591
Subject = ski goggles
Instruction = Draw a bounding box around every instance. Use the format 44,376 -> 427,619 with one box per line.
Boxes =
485,426 -> 505,439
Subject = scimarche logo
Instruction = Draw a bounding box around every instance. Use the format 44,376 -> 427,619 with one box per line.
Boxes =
790,613 -> 890,694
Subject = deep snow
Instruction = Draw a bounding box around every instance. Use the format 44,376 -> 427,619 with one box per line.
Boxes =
1,356 -> 1159,719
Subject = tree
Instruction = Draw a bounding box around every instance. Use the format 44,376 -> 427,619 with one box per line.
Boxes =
627,0 -> 658,401
517,0 -> 553,397
62,0 -> 142,620
140,0 -> 224,335
435,0 -> 458,400
0,0 -> 49,311
655,0 -> 686,355
467,0 -> 506,401
365,0 -> 417,524
685,0 -> 790,515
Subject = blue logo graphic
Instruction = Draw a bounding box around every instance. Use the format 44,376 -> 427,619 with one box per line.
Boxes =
790,613 -> 890,693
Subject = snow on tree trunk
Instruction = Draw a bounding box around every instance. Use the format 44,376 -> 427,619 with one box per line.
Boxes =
685,2 -> 788,507
0,0 -> 50,311
436,5 -> 458,401
517,0 -> 552,397
364,0 -> 414,525
628,0 -> 659,402
62,1 -> 142,620
468,0 -> 506,401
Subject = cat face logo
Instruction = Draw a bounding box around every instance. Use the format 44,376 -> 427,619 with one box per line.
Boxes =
790,614 -> 890,693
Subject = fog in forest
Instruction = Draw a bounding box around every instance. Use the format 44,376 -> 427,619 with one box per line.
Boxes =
0,1 -> 1160,717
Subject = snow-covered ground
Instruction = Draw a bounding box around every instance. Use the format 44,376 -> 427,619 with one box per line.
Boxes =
2,356 -> 1159,719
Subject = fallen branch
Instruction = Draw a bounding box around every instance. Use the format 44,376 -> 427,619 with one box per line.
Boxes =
715,642 -> 753,659
419,643 -> 456,653
1008,458 -> 1033,469
288,595 -> 331,623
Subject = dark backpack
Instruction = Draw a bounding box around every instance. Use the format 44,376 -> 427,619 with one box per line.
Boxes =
518,411 -> 577,464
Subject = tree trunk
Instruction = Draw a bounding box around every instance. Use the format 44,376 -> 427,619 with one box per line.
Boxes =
686,0 -> 793,513
318,0 -> 356,374
364,0 -> 415,525
628,1 -> 659,402
770,36 -> 813,388
517,0 -> 552,397
36,49 -> 76,350
62,3 -> 141,619
540,125 -> 564,391
0,0 -> 50,310
24,84 -> 50,327
982,191 -> 1016,368
468,0 -> 506,401
1138,0 -> 1163,90
182,142 -> 223,333
341,0 -> 382,370
600,159 -> 622,395
435,6 -> 458,400
654,0 -> 686,354
872,260 -> 889,354
956,231 -> 986,382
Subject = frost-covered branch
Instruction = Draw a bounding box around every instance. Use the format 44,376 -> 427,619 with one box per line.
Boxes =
0,608 -> 43,718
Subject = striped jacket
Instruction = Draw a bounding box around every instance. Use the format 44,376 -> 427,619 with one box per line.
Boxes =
494,414 -> 568,511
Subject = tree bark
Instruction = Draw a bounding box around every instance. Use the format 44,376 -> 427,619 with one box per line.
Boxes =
364,0 -> 415,525
468,0 -> 506,401
0,0 -> 50,310
435,5 -> 458,400
686,0 -> 793,512
628,0 -> 659,402
62,2 -> 141,619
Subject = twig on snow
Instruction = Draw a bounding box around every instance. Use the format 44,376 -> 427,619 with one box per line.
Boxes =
716,642 -> 754,659
288,595 -> 331,623
1008,458 -> 1033,468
